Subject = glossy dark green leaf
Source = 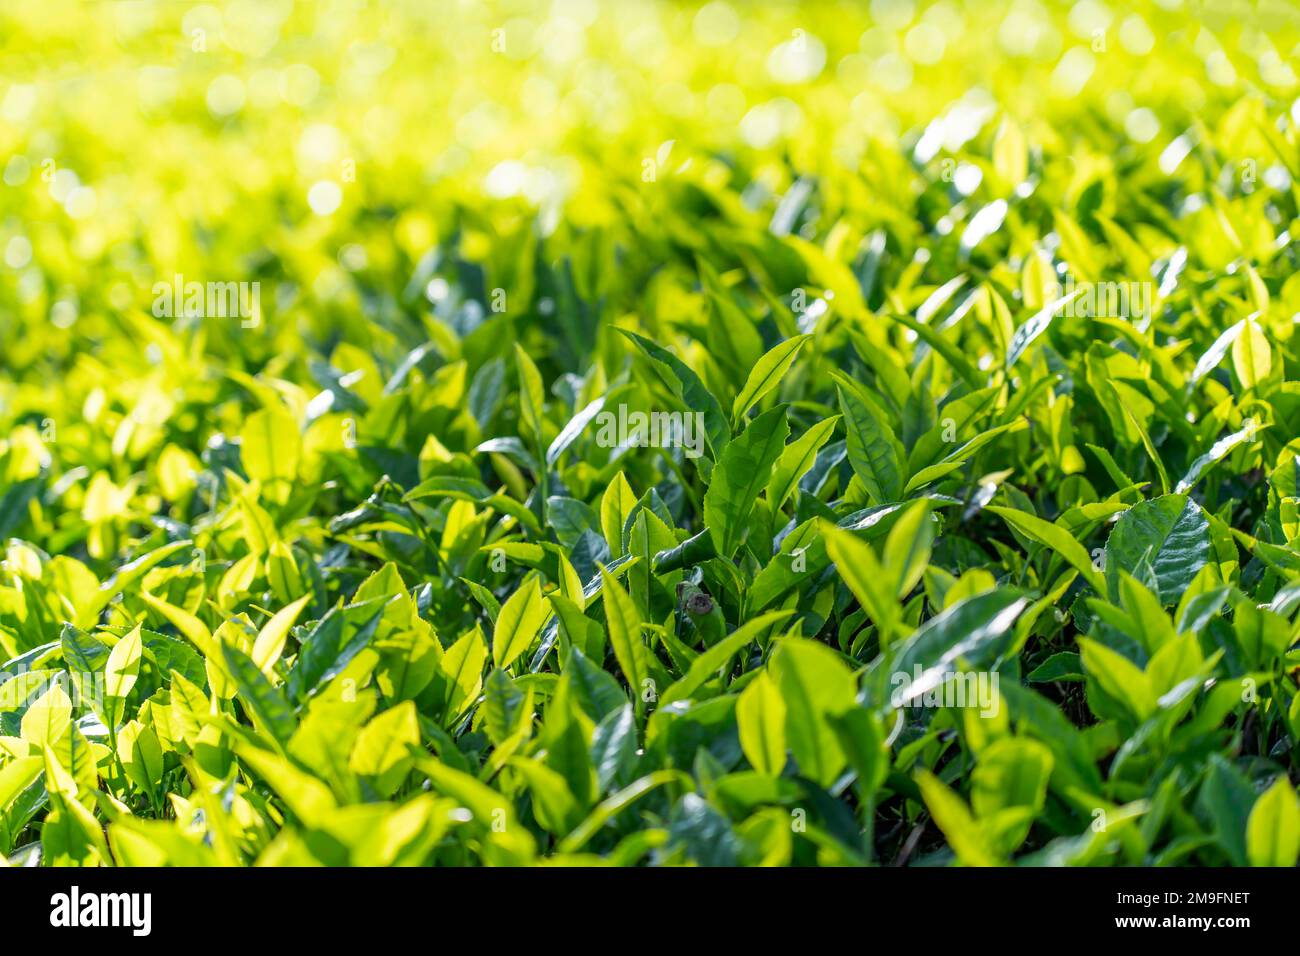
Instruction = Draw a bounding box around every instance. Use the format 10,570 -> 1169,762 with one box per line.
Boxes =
1105,495 -> 1210,605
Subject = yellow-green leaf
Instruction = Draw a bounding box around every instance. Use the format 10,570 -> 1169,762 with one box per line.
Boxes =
252,594 -> 312,675
1246,775 -> 1300,866
240,405 -> 302,485
736,671 -> 786,776
492,576 -> 547,670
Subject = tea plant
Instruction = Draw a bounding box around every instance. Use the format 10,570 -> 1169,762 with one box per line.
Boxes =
2,0 -> 1300,866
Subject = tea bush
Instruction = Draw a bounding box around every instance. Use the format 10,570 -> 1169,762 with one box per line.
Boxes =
3,0 -> 1300,866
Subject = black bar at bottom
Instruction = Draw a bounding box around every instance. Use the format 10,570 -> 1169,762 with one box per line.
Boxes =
0,866 -> 1281,942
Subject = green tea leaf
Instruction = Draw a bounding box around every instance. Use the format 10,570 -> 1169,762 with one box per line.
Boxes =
702,405 -> 789,558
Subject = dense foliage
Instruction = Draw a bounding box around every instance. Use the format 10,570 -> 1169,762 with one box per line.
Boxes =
4,0 -> 1300,866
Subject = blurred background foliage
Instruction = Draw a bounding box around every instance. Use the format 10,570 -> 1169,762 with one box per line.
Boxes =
2,0 -> 1299,383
